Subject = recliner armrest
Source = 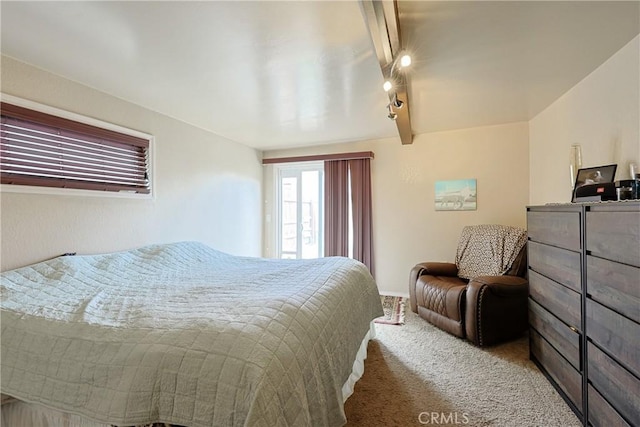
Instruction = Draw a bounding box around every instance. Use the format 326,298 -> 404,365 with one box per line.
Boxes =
468,275 -> 528,296
412,262 -> 458,278
465,275 -> 529,346
409,262 -> 458,313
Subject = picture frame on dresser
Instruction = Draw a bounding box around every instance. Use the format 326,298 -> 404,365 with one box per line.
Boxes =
571,164 -> 617,202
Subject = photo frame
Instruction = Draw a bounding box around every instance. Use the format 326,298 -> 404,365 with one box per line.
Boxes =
435,179 -> 477,211
571,164 -> 617,202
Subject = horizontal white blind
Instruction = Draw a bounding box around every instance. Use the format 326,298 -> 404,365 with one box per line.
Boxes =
1,103 -> 150,194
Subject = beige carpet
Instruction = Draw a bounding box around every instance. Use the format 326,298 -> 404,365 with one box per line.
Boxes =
344,310 -> 582,427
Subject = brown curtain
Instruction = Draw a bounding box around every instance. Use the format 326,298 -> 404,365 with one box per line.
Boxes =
324,158 -> 375,277
349,158 -> 374,277
324,160 -> 350,257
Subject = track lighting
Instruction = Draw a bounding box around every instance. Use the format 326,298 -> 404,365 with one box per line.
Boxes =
387,95 -> 403,120
387,104 -> 397,121
399,54 -> 411,68
382,52 -> 411,119
392,94 -> 403,109
381,51 -> 412,92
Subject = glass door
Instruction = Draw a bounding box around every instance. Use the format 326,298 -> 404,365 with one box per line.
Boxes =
277,163 -> 323,259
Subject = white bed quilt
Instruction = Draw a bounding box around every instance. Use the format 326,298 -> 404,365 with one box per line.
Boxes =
0,242 -> 383,427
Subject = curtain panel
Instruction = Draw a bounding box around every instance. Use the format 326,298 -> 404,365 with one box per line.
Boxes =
349,159 -> 374,277
324,158 -> 374,277
323,160 -> 350,257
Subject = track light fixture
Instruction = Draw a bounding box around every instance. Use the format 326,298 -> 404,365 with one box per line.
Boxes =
399,53 -> 411,68
392,93 -> 403,109
387,103 -> 397,121
382,52 -> 412,92
383,52 -> 411,120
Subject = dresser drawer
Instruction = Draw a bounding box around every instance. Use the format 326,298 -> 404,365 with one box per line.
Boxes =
528,211 -> 581,251
587,211 -> 640,268
587,255 -> 640,323
587,299 -> 640,378
588,384 -> 631,427
529,270 -> 581,330
588,342 -> 640,426
531,329 -> 582,412
529,299 -> 580,370
528,241 -> 581,293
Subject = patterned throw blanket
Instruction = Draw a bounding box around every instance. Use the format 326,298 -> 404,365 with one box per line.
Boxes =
455,224 -> 527,279
1,242 -> 383,427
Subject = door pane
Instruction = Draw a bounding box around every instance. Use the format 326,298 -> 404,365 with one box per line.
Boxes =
301,170 -> 321,259
281,176 -> 297,255
276,164 -> 323,260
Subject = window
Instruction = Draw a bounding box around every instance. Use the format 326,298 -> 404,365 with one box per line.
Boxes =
1,102 -> 151,194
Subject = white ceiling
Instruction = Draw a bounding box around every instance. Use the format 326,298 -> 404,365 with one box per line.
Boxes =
1,1 -> 638,151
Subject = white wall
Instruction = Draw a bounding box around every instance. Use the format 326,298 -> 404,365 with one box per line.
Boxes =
0,56 -> 263,271
530,35 -> 640,204
264,122 -> 529,295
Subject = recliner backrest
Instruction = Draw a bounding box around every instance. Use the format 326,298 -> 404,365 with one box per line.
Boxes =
505,245 -> 527,277
455,224 -> 527,280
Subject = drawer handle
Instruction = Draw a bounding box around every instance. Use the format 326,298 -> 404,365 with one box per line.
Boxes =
569,326 -> 579,333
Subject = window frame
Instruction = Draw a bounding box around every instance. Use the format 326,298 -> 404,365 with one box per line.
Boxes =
0,94 -> 154,199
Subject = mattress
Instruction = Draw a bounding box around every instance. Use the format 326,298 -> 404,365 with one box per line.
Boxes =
1,242 -> 383,427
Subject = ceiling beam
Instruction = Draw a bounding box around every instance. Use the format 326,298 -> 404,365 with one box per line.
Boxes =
360,0 -> 413,145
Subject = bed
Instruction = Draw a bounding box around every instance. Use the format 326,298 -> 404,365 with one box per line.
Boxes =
0,241 -> 383,427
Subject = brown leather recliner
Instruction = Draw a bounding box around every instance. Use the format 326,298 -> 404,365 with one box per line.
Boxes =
409,224 -> 528,347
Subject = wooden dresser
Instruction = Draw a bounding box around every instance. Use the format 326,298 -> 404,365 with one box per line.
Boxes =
527,202 -> 639,426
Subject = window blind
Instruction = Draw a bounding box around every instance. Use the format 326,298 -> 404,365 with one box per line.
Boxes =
0,102 -> 150,194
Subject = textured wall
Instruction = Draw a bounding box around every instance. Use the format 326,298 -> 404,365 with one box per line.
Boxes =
263,122 -> 530,295
530,35 -> 640,204
1,56 -> 263,271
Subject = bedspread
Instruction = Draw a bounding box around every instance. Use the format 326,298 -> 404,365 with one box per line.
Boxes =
0,242 -> 382,427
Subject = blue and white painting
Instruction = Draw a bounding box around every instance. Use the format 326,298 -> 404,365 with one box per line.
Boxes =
435,179 -> 477,211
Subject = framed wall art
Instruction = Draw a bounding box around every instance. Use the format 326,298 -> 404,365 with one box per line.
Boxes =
435,179 -> 477,211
